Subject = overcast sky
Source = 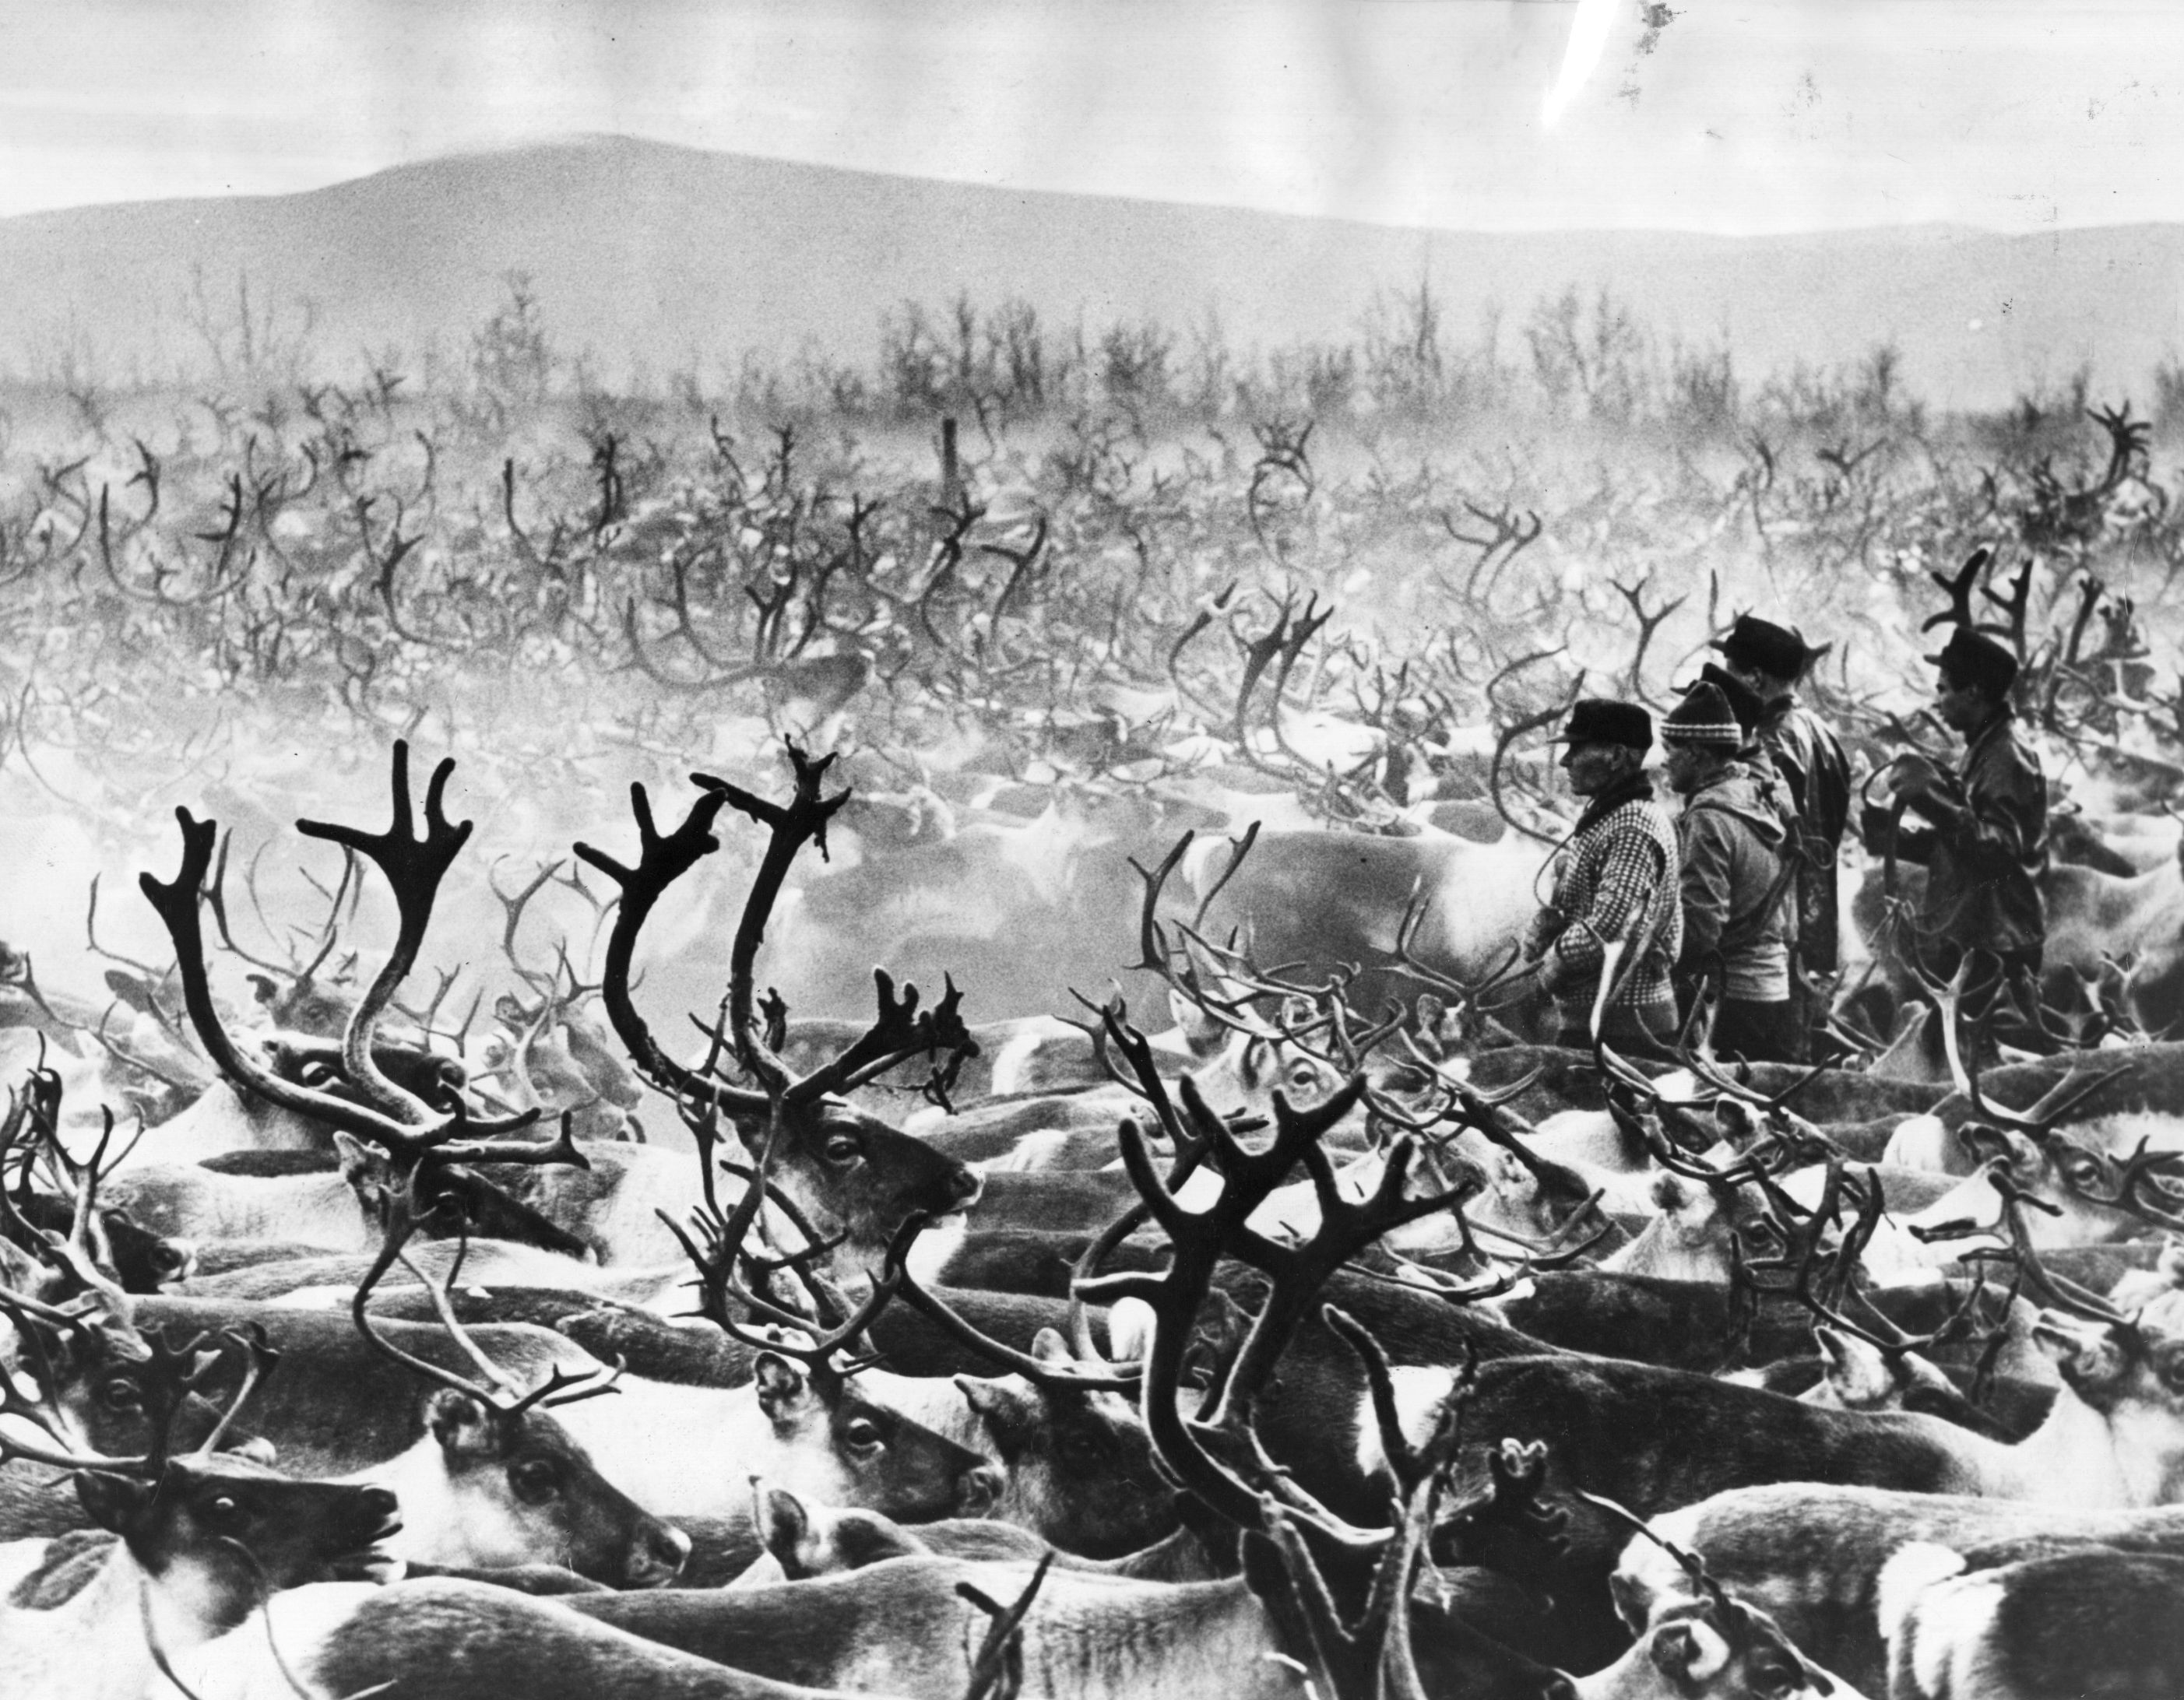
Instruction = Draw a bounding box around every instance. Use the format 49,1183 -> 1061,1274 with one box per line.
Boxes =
2,0 -> 2178,234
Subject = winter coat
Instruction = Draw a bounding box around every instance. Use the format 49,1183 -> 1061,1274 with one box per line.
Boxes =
1676,760 -> 1795,1003
1895,709 -> 2047,959
1758,694 -> 1852,974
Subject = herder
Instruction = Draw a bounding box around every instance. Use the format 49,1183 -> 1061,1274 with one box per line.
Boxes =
1714,614 -> 1851,1059
1863,625 -> 2055,1058
1519,698 -> 1683,1052
1661,683 -> 1800,1062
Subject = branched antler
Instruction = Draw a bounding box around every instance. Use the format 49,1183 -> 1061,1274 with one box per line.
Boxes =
139,746 -> 556,1164
1922,546 -> 1992,634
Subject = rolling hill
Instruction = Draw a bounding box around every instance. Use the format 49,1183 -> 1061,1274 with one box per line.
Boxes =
2,135 -> 2179,411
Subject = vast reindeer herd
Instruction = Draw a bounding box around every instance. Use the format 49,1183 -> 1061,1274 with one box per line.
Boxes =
8,381 -> 2184,1698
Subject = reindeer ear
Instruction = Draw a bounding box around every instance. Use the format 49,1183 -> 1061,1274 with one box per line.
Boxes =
1992,1128 -> 2042,1169
1030,1328 -> 1073,1368
75,1469 -> 154,1534
1816,1328 -> 1895,1408
332,1133 -> 379,1189
1166,990 -> 1222,1055
0,1235 -> 47,1298
754,1353 -> 810,1424
952,1373 -> 1033,1447
425,1389 -> 498,1459
756,1483 -> 813,1572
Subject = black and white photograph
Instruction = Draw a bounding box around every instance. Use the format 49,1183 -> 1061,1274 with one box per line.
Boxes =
2,2 -> 2182,1694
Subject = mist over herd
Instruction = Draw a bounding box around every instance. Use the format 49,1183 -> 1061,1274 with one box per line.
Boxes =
3,153 -> 2184,1695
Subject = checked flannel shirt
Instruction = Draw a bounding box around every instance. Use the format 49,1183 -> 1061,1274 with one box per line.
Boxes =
1525,789 -> 1683,1024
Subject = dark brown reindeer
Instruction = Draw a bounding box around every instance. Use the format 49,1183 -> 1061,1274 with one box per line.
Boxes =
136,740 -> 573,1173
327,1137 -> 692,1588
1571,1494 -> 1856,1700
1366,1027 -> 2184,1670
128,753 -> 698,1586
1591,1167 -> 2184,1690
571,740 -> 983,1291
513,1077 -> 1577,1698
1052,1073 -> 1574,1698
0,1308 -> 402,1700
0,1066 -> 195,1296
128,744 -> 992,1535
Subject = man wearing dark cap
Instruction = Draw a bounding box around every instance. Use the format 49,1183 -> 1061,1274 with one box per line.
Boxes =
1518,698 -> 1683,1051
1715,615 -> 1851,1059
1862,625 -> 2053,1056
1662,683 -> 1799,1061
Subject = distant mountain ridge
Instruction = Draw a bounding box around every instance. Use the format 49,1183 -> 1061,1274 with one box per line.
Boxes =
2,135 -> 2179,411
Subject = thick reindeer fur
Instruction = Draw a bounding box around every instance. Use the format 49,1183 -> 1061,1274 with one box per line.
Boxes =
176,1578 -> 863,1698
1876,1541 -> 1977,1686
1618,1486 -> 2184,1695
128,1298 -> 990,1523
1881,1540 -> 2184,1698
1572,1592 -> 1863,1700
1433,1340 -> 2184,1671
0,1457 -> 398,1700
952,1348 -> 1176,1558
730,1488 -> 1222,1588
570,1558 -> 1305,1699
1924,1042 -> 2184,1130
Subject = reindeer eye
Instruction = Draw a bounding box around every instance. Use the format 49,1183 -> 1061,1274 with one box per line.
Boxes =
822,1133 -> 861,1165
509,1459 -> 561,1504
1749,1655 -> 1801,1699
842,1417 -> 885,1452
202,1496 -> 244,1530
1285,1062 -> 1321,1094
100,1379 -> 142,1412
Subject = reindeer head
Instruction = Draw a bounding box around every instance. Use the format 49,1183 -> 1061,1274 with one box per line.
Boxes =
78,1452 -> 399,1632
1575,1590 -> 1841,1700
741,1479 -> 927,1583
409,1387 -> 689,1586
1584,1493 -> 1843,1700
953,1327 -> 1175,1558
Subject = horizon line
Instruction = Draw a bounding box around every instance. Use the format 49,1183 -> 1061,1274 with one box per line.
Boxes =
4,131 -> 2175,244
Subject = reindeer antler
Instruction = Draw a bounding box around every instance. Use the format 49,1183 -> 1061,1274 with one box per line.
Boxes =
141,746 -> 560,1165
1922,546 -> 1992,633
351,1161 -> 619,1422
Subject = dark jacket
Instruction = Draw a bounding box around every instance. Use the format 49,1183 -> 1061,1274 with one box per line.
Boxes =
1676,761 -> 1795,1003
1894,709 -> 2048,959
1758,694 -> 1852,973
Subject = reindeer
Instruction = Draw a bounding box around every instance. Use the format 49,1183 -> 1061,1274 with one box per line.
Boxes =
1573,1495 -> 1866,1700
1609,1229 -> 2184,1691
1880,1539 -> 2184,1698
0,1308 -> 400,1700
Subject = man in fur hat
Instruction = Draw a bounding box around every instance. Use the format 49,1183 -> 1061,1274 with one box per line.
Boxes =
1714,614 -> 1851,1058
1662,682 -> 1800,1062
1518,698 -> 1682,1052
1862,625 -> 2054,1056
